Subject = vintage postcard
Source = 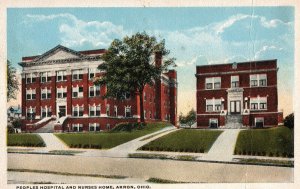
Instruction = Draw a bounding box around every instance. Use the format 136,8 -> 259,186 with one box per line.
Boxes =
1,0 -> 299,189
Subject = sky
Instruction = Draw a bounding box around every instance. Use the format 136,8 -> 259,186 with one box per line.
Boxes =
7,7 -> 294,116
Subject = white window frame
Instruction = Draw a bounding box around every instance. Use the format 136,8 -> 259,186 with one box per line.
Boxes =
250,96 -> 267,111
72,105 -> 84,117
56,70 -> 67,82
26,73 -> 36,84
209,118 -> 218,128
26,106 -> 36,119
114,106 -> 118,117
72,123 -> 83,132
250,74 -> 267,87
72,86 -> 84,98
88,68 -> 99,80
41,88 -> 51,99
72,69 -> 83,80
206,98 -> 222,112
89,85 -> 100,97
125,106 -> 131,118
255,117 -> 264,127
205,77 -> 221,90
89,123 -> 100,132
57,87 -> 67,99
89,104 -> 101,117
231,75 -> 239,88
40,71 -> 51,83
26,88 -> 36,100
106,104 -> 110,116
41,106 -> 52,118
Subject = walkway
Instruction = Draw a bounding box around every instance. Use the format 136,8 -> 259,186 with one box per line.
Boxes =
38,133 -> 68,150
78,126 -> 177,157
34,121 -> 55,133
202,129 -> 241,161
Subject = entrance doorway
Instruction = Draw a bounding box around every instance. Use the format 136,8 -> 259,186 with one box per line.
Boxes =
230,101 -> 241,114
58,106 -> 66,118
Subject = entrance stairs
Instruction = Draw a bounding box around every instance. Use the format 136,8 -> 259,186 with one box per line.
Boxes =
225,115 -> 243,129
34,120 -> 56,133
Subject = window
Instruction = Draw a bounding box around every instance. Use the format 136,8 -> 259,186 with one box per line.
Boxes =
250,97 -> 267,110
89,123 -> 100,131
250,74 -> 267,87
205,77 -> 221,90
72,69 -> 83,80
89,85 -> 100,97
89,105 -> 100,117
26,107 -> 36,120
72,106 -> 84,117
41,88 -> 51,99
125,106 -> 131,117
26,73 -> 36,84
57,87 -> 67,98
40,72 -> 51,83
73,86 -> 83,98
106,124 -> 111,130
41,106 -> 52,118
144,92 -> 147,101
106,105 -> 110,116
56,70 -> 67,82
26,89 -> 36,100
255,117 -> 264,128
206,99 -> 222,112
209,119 -> 218,128
89,68 -> 98,80
114,106 -> 118,117
72,124 -> 83,132
144,110 -> 147,119
231,76 -> 239,88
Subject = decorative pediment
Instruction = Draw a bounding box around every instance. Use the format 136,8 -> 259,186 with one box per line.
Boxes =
32,45 -> 87,62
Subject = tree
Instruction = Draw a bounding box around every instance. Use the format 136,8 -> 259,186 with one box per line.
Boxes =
284,113 -> 294,129
7,60 -> 19,101
179,109 -> 196,126
94,32 -> 175,122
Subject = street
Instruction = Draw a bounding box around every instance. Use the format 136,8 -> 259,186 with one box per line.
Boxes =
8,153 -> 293,183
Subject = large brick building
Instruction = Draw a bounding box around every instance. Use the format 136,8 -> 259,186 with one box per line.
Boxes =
196,60 -> 283,128
19,45 -> 177,132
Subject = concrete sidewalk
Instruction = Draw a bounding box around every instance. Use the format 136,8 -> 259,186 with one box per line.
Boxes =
201,129 -> 241,161
77,126 -> 177,157
38,133 -> 69,151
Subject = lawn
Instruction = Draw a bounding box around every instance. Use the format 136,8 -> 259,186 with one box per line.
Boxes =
55,122 -> 170,149
234,126 -> 294,157
7,134 -> 45,147
139,129 -> 223,153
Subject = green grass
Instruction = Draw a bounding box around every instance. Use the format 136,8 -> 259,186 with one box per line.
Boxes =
139,129 -> 223,153
237,158 -> 294,167
55,122 -> 170,149
7,134 -> 45,147
234,126 -> 294,157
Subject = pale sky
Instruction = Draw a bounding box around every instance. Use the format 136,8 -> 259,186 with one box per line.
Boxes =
7,7 -> 294,116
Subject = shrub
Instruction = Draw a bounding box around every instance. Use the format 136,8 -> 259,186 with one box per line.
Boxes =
284,113 -> 294,129
269,152 -> 273,157
12,119 -> 22,128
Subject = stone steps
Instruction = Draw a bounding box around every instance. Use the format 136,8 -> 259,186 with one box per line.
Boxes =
225,115 -> 242,129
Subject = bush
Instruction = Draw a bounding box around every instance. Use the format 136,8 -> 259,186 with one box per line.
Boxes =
284,113 -> 294,129
12,119 -> 22,128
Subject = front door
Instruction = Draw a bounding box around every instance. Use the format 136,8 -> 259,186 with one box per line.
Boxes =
58,106 -> 66,118
230,101 -> 241,114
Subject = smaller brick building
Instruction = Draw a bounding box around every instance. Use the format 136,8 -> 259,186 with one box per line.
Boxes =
196,60 -> 283,128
